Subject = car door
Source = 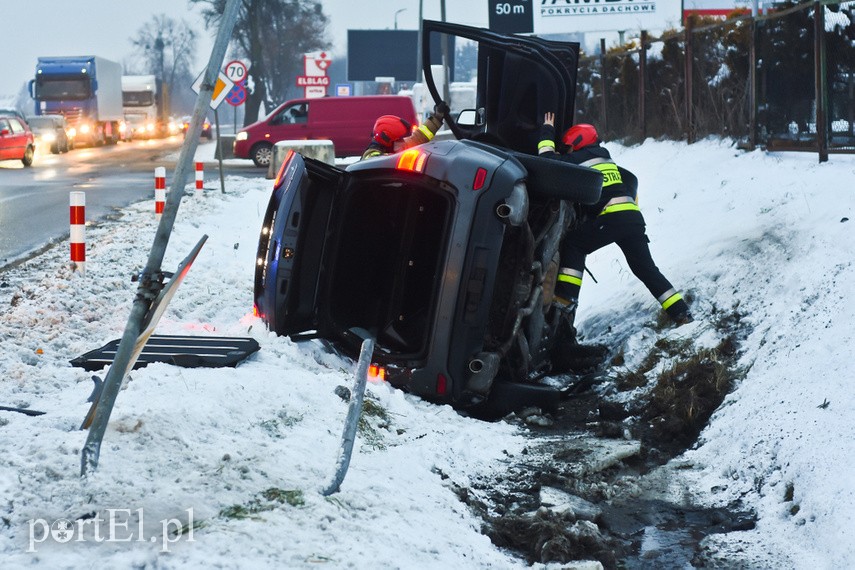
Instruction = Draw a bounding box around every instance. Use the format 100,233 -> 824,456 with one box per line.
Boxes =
0,118 -> 11,160
254,150 -> 347,336
7,118 -> 29,159
421,20 -> 580,155
267,101 -> 310,143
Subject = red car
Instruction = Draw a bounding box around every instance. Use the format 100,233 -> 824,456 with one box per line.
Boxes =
0,114 -> 35,167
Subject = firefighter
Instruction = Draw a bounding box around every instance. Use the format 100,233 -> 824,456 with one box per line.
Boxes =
539,112 -> 692,369
361,102 -> 448,160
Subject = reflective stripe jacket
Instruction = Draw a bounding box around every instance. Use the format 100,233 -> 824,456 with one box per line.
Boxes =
538,123 -> 640,220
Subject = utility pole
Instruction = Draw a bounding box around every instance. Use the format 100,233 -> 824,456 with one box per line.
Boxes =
80,0 -> 243,477
416,0 -> 424,82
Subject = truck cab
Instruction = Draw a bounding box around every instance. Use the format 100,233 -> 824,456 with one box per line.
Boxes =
30,56 -> 124,146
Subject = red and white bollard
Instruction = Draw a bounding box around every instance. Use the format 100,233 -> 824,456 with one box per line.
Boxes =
70,191 -> 86,274
155,167 -> 166,218
195,162 -> 204,192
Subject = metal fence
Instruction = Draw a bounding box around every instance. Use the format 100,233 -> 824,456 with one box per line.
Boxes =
574,0 -> 855,161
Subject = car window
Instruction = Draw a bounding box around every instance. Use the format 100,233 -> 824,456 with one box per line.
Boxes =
0,118 -> 10,133
271,103 -> 309,125
8,119 -> 25,134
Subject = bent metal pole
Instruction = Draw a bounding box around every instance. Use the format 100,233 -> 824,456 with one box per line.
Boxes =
81,0 -> 243,477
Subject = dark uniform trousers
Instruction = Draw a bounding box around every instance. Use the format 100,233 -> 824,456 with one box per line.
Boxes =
557,209 -> 686,318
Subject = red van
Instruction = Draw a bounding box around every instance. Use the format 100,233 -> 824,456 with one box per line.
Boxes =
233,95 -> 417,167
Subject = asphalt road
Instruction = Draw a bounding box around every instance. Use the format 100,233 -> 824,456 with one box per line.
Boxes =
0,136 -> 264,268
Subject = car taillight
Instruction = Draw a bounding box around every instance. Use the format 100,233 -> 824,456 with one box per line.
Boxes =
273,150 -> 295,190
436,373 -> 448,395
473,167 -> 488,190
368,365 -> 387,382
396,148 -> 428,173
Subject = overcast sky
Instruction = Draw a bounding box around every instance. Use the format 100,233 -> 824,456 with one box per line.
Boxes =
1,0 -> 488,100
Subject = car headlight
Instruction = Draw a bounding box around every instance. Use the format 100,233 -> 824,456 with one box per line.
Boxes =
42,133 -> 57,143
67,128 -> 76,138
80,124 -> 91,134
236,131 -> 248,141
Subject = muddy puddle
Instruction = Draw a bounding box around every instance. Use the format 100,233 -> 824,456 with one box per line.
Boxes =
456,312 -> 755,568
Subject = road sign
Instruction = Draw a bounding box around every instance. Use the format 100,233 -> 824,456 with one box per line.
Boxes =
225,83 -> 247,106
224,60 -> 248,83
191,70 -> 235,110
488,0 -> 533,34
296,76 -> 330,87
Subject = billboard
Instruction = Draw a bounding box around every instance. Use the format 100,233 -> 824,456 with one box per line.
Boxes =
347,30 -> 454,83
533,0 -> 682,34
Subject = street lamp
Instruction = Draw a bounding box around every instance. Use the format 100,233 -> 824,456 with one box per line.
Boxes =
394,8 -> 407,29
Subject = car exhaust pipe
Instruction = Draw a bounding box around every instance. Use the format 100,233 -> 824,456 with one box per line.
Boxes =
495,182 -> 528,226
466,352 -> 501,395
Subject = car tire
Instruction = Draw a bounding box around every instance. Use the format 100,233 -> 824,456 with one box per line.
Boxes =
22,145 -> 34,167
511,151 -> 603,205
251,142 -> 273,168
50,143 -> 59,154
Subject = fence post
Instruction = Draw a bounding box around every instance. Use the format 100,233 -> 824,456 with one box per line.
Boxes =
814,0 -> 828,163
600,38 -> 608,136
639,30 -> 648,141
684,20 -> 694,144
748,17 -> 757,151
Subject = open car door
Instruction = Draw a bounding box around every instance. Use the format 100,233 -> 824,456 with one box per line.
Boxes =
421,20 -> 580,155
254,152 -> 347,337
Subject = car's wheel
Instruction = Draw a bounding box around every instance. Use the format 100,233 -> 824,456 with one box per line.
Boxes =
50,143 -> 59,154
22,145 -> 34,167
251,142 -> 273,168
511,151 -> 603,205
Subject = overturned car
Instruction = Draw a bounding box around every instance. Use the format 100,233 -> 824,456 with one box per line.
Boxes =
254,21 -> 603,414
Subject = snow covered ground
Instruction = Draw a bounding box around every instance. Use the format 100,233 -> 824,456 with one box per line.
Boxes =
0,139 -> 853,568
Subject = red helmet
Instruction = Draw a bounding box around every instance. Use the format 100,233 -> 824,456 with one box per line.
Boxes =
372,115 -> 412,147
562,123 -> 598,151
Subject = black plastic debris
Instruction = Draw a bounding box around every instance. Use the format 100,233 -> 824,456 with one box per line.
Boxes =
70,335 -> 260,372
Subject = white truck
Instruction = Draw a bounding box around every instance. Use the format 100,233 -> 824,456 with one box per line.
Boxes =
121,75 -> 165,139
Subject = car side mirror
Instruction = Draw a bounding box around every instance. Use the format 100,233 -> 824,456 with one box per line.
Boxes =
456,109 -> 484,127
0,128 -> 10,136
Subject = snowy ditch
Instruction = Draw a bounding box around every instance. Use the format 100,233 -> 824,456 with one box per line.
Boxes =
447,305 -> 756,568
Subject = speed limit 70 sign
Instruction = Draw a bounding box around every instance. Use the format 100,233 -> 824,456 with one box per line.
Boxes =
224,60 -> 248,83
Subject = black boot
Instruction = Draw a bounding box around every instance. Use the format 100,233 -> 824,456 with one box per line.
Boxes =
550,301 -> 609,375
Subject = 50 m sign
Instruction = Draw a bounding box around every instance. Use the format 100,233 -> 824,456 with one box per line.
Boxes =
488,0 -> 533,33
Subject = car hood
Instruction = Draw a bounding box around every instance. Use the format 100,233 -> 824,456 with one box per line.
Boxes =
421,20 -> 579,155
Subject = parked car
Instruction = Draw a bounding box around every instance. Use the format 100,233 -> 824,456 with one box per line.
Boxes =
253,21 -> 604,416
26,114 -> 72,153
0,113 -> 36,166
233,95 -> 418,167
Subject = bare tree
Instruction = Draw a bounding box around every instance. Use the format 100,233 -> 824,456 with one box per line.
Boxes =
192,0 -> 330,124
130,14 -> 198,114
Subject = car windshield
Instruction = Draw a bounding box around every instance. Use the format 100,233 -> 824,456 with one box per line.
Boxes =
35,78 -> 90,100
123,91 -> 154,106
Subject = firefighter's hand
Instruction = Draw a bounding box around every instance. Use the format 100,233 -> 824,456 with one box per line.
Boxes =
434,101 -> 450,119
544,112 -> 555,126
